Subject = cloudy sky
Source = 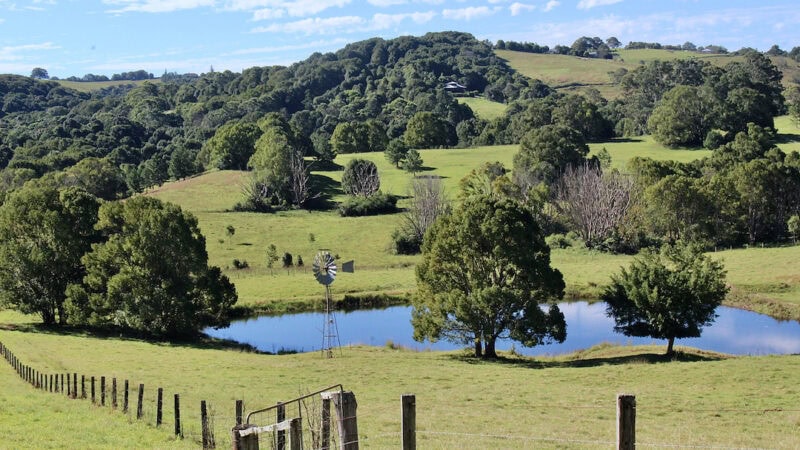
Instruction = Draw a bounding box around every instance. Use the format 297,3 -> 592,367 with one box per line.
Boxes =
1,0 -> 799,78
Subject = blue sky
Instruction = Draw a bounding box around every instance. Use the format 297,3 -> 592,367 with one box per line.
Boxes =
1,0 -> 799,78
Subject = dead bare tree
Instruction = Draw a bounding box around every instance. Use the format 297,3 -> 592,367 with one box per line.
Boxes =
392,176 -> 451,254
289,150 -> 317,207
406,176 -> 450,241
554,163 -> 635,247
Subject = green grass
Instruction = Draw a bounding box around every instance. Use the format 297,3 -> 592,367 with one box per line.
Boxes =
589,136 -> 711,172
498,49 -> 800,100
0,323 -> 798,449
55,78 -> 161,93
496,49 -> 630,98
456,96 -> 507,120
0,352 -> 194,448
145,142 -> 800,321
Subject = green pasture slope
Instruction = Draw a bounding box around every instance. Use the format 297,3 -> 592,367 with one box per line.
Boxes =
497,48 -> 800,99
1,314 -> 799,449
144,130 -> 800,320
55,78 -> 160,93
456,96 -> 507,120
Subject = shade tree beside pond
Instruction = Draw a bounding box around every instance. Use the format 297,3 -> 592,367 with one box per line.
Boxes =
602,242 -> 728,356
412,193 -> 566,359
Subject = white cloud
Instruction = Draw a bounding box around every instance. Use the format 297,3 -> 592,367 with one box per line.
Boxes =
230,38 -> 349,55
367,0 -> 407,6
252,15 -> 364,34
369,10 -> 436,29
0,42 -> 59,61
509,2 -> 535,16
246,0 -> 350,19
442,6 -> 497,21
103,0 -> 215,13
543,0 -> 559,12
577,0 -> 622,10
253,8 -> 284,20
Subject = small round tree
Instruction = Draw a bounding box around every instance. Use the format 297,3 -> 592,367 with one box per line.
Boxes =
341,159 -> 380,197
602,242 -> 728,356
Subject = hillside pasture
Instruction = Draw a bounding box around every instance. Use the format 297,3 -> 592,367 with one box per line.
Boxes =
144,141 -> 800,321
499,48 -> 800,100
457,96 -> 508,120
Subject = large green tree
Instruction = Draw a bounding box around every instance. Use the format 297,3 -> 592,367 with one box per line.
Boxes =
65,197 -> 236,336
404,112 -> 451,149
647,85 -> 718,147
412,194 -> 566,358
602,242 -> 728,355
0,186 -> 100,325
513,124 -> 588,189
201,121 -> 262,170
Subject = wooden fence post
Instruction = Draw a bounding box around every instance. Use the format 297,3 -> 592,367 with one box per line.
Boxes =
289,417 -> 303,450
112,378 -> 117,409
231,424 -> 259,450
617,394 -> 636,450
60,373 -> 64,394
332,391 -> 359,450
73,372 -> 77,399
157,388 -> 163,426
174,394 -> 182,437
201,400 -> 215,449
123,380 -> 129,413
49,374 -> 53,393
91,376 -> 96,404
66,373 -> 71,397
81,375 -> 86,399
401,394 -> 416,450
277,402 -> 286,450
137,384 -> 144,420
235,400 -> 244,426
321,396 -> 331,450
101,376 -> 106,406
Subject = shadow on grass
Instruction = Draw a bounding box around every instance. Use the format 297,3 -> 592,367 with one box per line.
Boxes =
447,345 -> 729,369
775,131 -> 800,145
2,321 -> 273,354
305,173 -> 341,211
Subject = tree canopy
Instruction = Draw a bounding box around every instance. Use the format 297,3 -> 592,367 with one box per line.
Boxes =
602,242 -> 728,355
65,196 -> 236,336
0,186 -> 100,324
412,194 -> 566,358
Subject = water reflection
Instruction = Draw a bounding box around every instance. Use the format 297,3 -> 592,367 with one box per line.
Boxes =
205,302 -> 800,356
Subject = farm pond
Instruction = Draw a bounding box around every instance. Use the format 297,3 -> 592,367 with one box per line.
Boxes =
204,302 -> 800,356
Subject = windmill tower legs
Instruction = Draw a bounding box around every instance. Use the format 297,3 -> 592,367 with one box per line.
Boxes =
322,284 -> 341,358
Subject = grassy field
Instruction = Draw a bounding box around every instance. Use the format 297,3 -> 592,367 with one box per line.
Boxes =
55,78 -> 160,92
141,136 -> 800,321
146,142 -> 712,309
498,48 -> 800,99
456,96 -> 507,120
0,319 -> 798,449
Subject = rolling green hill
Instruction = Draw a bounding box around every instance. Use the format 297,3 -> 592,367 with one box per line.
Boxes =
497,49 -> 800,99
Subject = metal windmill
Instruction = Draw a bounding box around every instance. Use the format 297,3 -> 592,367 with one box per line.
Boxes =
312,250 -> 354,358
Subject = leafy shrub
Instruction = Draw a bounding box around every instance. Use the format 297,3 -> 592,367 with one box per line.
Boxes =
391,228 -> 422,254
338,191 -> 397,216
282,252 -> 293,267
703,130 -> 726,149
546,233 -> 573,249
232,259 -> 249,269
